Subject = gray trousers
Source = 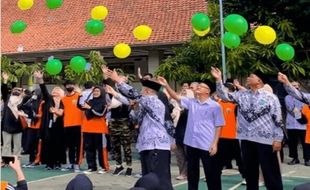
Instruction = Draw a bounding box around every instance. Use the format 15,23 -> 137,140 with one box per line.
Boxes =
2,131 -> 22,156
175,144 -> 187,176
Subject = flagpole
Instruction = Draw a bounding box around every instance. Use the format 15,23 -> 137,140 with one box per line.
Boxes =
219,0 -> 227,82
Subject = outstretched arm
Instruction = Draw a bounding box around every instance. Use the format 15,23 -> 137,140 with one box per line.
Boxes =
34,71 -> 50,101
157,76 -> 181,103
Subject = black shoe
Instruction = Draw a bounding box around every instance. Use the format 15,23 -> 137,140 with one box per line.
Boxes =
125,168 -> 132,176
112,166 -> 124,176
288,158 -> 300,165
305,160 -> 310,166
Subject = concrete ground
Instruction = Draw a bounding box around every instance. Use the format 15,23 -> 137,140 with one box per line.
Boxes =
2,146 -> 310,190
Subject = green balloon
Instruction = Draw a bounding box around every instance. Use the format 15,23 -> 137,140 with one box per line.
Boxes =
45,59 -> 63,75
191,13 -> 210,31
10,20 -> 27,34
70,56 -> 87,73
224,14 -> 248,36
46,0 -> 63,9
275,43 -> 295,61
223,32 -> 241,49
85,19 -> 105,35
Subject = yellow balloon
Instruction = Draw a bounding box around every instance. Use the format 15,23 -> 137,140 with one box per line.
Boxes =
193,27 -> 210,37
133,25 -> 152,40
91,6 -> 108,20
17,0 -> 34,10
254,25 -> 277,45
113,43 -> 131,59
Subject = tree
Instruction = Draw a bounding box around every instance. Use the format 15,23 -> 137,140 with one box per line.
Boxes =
155,1 -> 309,84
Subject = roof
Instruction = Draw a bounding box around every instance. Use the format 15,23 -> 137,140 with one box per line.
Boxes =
1,0 -> 207,54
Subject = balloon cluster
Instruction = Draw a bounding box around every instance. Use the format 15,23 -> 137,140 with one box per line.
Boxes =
191,13 -> 211,37
85,6 -> 108,35
223,14 -> 248,49
45,55 -> 91,75
11,0 -> 64,34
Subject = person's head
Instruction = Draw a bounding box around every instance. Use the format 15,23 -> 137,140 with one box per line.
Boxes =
92,86 -> 103,98
64,80 -> 76,93
133,172 -> 160,190
291,81 -> 300,90
140,80 -> 161,96
246,71 -> 267,89
84,81 -> 94,90
32,88 -> 42,100
11,87 -> 23,96
65,174 -> 93,190
51,86 -> 65,98
196,82 -> 211,96
181,89 -> 194,98
181,82 -> 189,91
189,82 -> 199,93
224,82 -> 236,93
143,73 -> 153,80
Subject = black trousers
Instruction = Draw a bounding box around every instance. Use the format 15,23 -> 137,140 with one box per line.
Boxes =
241,140 -> 283,190
23,128 -> 40,163
217,138 -> 245,178
64,126 -> 81,165
83,133 -> 104,170
140,149 -> 173,190
287,129 -> 310,161
186,145 -> 222,190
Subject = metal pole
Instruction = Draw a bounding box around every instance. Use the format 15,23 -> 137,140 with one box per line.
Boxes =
219,0 -> 226,82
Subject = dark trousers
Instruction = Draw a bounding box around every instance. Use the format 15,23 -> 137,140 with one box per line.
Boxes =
218,138 -> 245,178
140,149 -> 173,190
64,126 -> 81,165
287,129 -> 310,161
186,145 -> 222,190
23,128 -> 40,163
83,133 -> 104,170
241,140 -> 283,190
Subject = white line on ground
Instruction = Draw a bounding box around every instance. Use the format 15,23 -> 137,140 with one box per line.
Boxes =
27,173 -> 75,184
173,176 -> 205,187
228,181 -> 243,190
282,170 -> 296,177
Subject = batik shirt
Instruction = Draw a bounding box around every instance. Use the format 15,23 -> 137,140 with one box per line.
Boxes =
284,84 -> 310,105
116,82 -> 171,152
216,82 -> 284,145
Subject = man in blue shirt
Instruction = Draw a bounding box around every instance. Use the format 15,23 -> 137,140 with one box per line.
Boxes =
158,77 -> 225,190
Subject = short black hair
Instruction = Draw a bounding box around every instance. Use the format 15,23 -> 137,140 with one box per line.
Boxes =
64,80 -> 76,86
84,81 -> 94,89
143,73 -> 153,78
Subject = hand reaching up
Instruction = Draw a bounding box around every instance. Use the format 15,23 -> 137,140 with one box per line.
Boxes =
33,71 -> 44,84
157,76 -> 168,87
211,67 -> 222,81
278,72 -> 290,85
2,72 -> 9,83
105,85 -> 117,96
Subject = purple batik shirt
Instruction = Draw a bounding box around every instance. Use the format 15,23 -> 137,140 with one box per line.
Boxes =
181,97 -> 225,152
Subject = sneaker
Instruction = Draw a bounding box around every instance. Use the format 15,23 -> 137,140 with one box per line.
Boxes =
98,168 -> 107,174
258,181 -> 265,187
113,166 -> 125,176
73,164 -> 81,173
22,163 -> 33,168
176,175 -> 187,180
46,166 -> 53,170
125,168 -> 132,176
134,173 -> 142,178
83,169 -> 96,175
241,179 -> 246,185
288,158 -> 300,165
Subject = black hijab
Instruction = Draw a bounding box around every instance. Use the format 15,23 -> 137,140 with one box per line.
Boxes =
85,86 -> 107,119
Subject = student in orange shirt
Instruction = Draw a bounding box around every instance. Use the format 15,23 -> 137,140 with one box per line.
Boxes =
78,86 -> 109,174
214,82 -> 245,179
302,105 -> 310,166
61,80 -> 83,172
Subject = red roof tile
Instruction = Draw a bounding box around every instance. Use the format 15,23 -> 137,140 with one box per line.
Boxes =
1,0 -> 207,54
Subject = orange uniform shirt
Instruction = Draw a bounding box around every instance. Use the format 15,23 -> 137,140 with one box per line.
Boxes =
302,105 -> 310,144
29,101 -> 44,129
81,114 -> 109,134
62,93 -> 83,127
218,100 -> 237,139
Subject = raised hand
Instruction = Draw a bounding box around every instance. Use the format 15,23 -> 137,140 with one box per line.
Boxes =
278,72 -> 290,84
105,85 -> 117,96
105,69 -> 125,83
137,67 -> 142,79
211,67 -> 222,81
33,71 -> 43,79
2,72 -> 9,83
157,76 -> 168,87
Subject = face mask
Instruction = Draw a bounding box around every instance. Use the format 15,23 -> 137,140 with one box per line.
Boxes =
12,92 -> 21,96
66,87 -> 74,93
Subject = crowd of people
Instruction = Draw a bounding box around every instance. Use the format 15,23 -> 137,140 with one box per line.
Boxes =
1,66 -> 310,190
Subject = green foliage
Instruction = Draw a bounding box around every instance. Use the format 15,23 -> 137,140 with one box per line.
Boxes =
156,1 -> 309,83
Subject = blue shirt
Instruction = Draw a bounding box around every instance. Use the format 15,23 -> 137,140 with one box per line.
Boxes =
285,95 -> 306,130
116,82 -> 171,152
284,84 -> 310,105
216,82 -> 284,145
181,97 -> 225,151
